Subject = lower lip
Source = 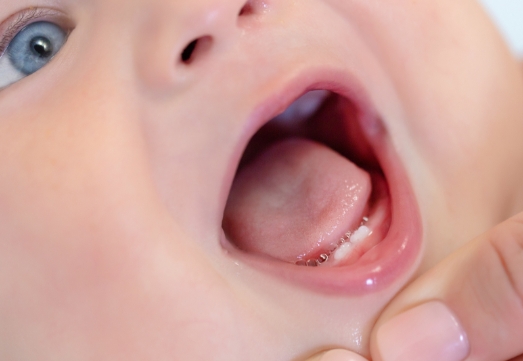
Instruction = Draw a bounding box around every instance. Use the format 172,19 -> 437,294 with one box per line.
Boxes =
220,73 -> 423,296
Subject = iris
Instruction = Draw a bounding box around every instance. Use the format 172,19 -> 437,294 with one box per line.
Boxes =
6,21 -> 67,76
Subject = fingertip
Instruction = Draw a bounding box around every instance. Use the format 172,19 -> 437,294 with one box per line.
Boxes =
317,349 -> 370,361
375,301 -> 469,361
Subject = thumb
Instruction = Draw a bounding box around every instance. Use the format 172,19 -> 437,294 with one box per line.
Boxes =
370,212 -> 523,361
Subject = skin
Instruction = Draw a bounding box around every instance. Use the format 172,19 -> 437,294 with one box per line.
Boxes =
0,0 -> 522,360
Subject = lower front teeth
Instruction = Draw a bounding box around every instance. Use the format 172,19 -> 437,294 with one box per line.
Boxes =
295,217 -> 371,267
332,242 -> 353,262
348,225 -> 371,244
332,225 -> 370,263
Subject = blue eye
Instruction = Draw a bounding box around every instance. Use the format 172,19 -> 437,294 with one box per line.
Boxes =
0,21 -> 67,89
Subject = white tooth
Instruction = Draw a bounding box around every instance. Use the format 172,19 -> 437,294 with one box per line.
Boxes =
349,226 -> 370,244
276,90 -> 330,122
333,242 -> 354,262
332,225 -> 371,264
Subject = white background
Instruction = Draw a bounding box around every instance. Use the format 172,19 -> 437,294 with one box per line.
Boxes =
480,0 -> 523,57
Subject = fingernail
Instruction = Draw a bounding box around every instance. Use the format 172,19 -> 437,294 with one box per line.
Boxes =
376,301 -> 469,361
319,349 -> 369,361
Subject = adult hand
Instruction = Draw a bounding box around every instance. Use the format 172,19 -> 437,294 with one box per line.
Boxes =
302,213 -> 523,361
303,349 -> 369,361
369,212 -> 523,361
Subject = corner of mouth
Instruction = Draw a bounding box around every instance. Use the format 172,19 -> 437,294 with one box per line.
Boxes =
220,69 -> 423,295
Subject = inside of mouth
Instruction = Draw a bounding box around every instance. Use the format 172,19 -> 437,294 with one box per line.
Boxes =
222,91 -> 391,267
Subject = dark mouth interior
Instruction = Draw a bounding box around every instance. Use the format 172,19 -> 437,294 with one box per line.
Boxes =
222,91 -> 387,266
239,91 -> 380,173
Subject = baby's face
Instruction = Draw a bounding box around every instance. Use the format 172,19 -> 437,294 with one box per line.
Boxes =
1,0 -> 522,359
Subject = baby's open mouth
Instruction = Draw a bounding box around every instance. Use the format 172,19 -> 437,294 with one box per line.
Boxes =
223,91 -> 390,268
221,78 -> 422,294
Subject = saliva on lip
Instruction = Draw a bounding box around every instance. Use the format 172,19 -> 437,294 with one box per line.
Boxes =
294,216 -> 371,267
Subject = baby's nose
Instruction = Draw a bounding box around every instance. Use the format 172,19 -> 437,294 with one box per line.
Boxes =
135,0 -> 263,90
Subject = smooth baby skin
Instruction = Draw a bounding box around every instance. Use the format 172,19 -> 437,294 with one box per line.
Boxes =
0,0 -> 522,360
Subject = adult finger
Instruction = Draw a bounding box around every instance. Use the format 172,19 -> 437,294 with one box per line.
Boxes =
369,212 -> 523,361
303,349 -> 369,361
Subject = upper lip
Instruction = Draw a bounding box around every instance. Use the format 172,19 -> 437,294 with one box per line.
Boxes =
220,67 -> 423,295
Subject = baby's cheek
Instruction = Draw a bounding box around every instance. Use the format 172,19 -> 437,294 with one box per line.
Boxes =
0,203 -> 245,359
0,108 -> 245,359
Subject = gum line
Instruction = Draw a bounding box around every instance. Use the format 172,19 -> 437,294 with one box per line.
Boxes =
294,216 -> 369,267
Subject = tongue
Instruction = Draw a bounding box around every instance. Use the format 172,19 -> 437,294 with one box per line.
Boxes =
223,138 -> 372,263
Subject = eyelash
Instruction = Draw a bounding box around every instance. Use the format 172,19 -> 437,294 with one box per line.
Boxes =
0,7 -> 66,56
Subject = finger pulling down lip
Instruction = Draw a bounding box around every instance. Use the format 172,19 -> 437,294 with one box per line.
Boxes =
220,69 -> 423,295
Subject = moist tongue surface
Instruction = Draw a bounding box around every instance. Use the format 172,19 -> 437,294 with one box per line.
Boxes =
223,138 -> 372,263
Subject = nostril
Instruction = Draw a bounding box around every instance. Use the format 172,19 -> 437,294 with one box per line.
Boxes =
180,36 -> 213,65
239,2 -> 254,16
181,40 -> 198,63
238,0 -> 267,17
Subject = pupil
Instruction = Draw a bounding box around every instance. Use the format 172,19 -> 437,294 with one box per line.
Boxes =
30,37 -> 53,57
